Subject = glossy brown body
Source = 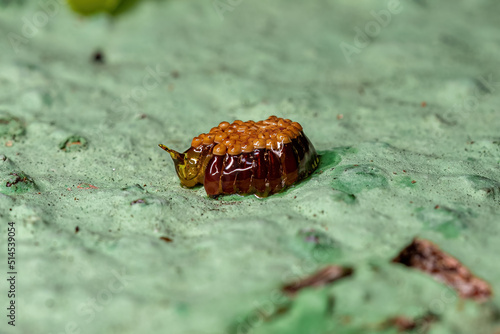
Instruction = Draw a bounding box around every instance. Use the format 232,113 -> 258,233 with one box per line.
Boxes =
201,132 -> 319,197
160,116 -> 320,198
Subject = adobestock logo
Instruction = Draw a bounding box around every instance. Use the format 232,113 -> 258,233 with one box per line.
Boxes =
340,0 -> 403,64
6,0 -> 65,54
212,0 -> 244,21
48,268 -> 132,334
110,65 -> 170,115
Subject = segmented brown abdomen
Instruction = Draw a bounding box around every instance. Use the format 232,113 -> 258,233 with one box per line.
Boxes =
205,135 -> 318,197
160,116 -> 319,198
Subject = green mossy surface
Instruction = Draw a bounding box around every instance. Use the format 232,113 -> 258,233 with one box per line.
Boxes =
0,114 -> 26,139
1,1 -> 500,333
59,135 -> 89,152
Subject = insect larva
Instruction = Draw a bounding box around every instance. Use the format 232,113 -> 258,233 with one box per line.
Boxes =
159,116 -> 319,198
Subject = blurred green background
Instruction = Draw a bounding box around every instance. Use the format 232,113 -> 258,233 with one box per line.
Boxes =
1,0 -> 499,333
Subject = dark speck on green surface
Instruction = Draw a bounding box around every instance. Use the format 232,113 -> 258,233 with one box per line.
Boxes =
130,198 -> 146,205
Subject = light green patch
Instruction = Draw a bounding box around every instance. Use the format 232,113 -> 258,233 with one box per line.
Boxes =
415,206 -> 469,238
317,150 -> 342,170
466,175 -> 500,200
334,146 -> 359,156
42,92 -> 53,107
121,184 -> 147,194
2,1 -> 500,333
393,175 -> 417,188
240,290 -> 332,334
331,164 -> 389,194
0,114 -> 26,140
466,175 -> 500,190
333,191 -> 358,204
176,302 -> 189,315
291,228 -> 341,263
217,193 -> 247,201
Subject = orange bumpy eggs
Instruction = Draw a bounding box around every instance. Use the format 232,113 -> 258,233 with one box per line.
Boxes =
159,116 -> 319,198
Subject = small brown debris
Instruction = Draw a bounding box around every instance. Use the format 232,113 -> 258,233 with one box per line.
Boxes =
434,205 -> 440,209
160,236 -> 173,243
60,136 -> 88,152
75,226 -> 80,233
411,180 -> 416,184
6,173 -> 27,187
392,238 -> 492,302
130,199 -> 146,205
77,183 -> 98,190
382,313 -> 438,333
387,316 -> 416,331
421,101 -> 427,107
339,315 -> 351,325
337,114 -> 344,120
282,265 -> 353,296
